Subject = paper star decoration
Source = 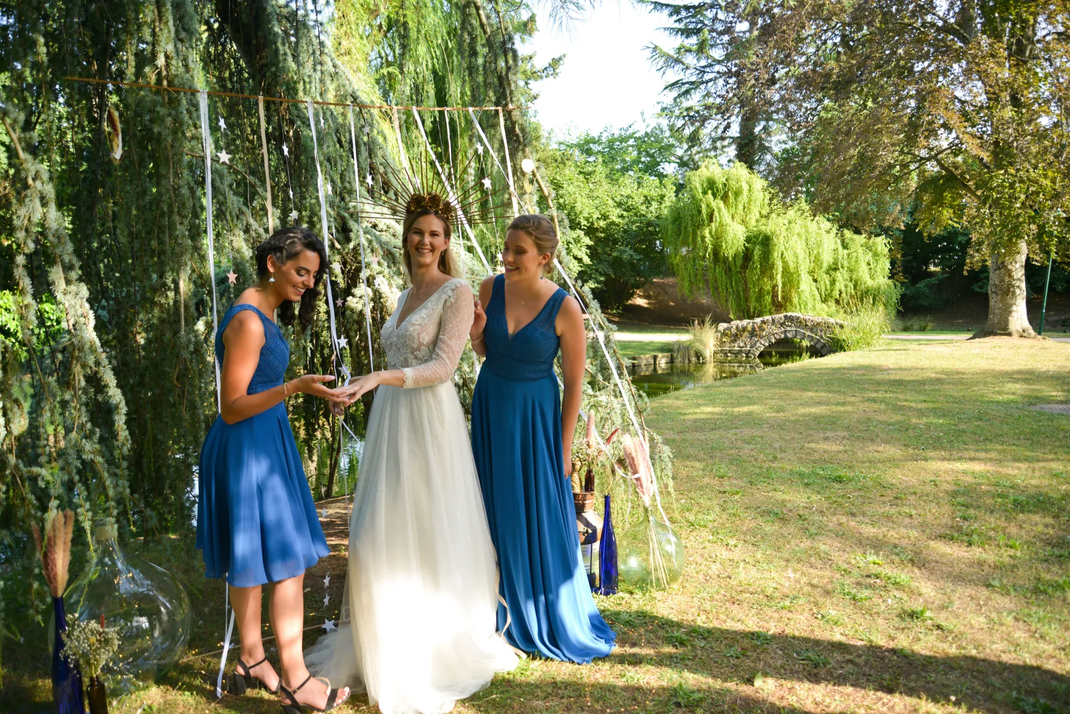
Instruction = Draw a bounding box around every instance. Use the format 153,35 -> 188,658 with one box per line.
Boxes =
326,182 -> 333,196
320,114 -> 325,128
321,506 -> 328,518
282,143 -> 289,157
322,593 -> 330,608
476,143 -> 484,155
218,116 -> 226,132
482,177 -> 492,190
335,337 -> 348,350
335,298 -> 344,308
323,573 -> 331,588
226,270 -> 237,284
332,262 -> 341,274
365,172 -> 372,186
323,619 -> 337,633
363,124 -> 370,135
289,210 -> 299,223
216,150 -> 231,165
369,256 -> 380,266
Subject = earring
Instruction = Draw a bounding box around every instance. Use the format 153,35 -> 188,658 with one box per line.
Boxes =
269,273 -> 275,283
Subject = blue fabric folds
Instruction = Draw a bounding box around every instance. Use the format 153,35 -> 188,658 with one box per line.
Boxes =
196,304 -> 329,587
471,275 -> 616,663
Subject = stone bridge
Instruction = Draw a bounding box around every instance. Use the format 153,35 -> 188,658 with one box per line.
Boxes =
711,313 -> 845,361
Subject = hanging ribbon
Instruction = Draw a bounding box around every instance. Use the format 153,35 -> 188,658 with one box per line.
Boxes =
198,91 -> 222,412
305,100 -> 350,386
258,96 -> 274,234
468,109 -> 519,217
348,106 -> 376,373
391,106 -> 418,190
497,108 -> 523,214
410,108 -> 493,273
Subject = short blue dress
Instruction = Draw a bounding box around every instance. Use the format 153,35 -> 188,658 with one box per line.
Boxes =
471,275 -> 616,663
196,304 -> 329,587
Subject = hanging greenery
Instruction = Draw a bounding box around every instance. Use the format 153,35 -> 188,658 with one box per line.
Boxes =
0,0 -> 668,681
662,161 -> 897,321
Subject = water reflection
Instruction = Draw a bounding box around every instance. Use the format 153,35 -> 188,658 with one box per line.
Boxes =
629,348 -> 813,398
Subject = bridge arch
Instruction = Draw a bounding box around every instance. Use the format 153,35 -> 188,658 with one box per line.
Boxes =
747,328 -> 834,360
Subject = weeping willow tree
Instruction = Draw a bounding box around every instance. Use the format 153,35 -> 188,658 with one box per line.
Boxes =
662,162 -> 896,320
0,0 -> 553,665
0,0 -> 668,679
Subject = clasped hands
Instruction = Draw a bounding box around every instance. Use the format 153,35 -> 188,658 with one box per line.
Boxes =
290,373 -> 383,417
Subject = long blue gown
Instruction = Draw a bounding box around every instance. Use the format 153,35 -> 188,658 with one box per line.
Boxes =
196,304 -> 329,587
471,275 -> 616,663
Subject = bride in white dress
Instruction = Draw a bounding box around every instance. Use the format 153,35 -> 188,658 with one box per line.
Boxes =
306,207 -> 518,714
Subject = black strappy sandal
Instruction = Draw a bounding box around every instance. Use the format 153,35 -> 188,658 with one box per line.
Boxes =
228,656 -> 280,695
279,673 -> 349,713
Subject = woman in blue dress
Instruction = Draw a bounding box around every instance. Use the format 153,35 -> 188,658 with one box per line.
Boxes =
468,214 -> 616,663
197,227 -> 351,711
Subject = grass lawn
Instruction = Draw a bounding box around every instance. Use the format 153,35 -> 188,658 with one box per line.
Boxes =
611,325 -> 690,359
3,339 -> 1069,713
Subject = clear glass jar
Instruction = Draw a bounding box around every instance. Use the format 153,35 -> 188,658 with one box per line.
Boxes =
53,522 -> 191,695
618,508 -> 685,591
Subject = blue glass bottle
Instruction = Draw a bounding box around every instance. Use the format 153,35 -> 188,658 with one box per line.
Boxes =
52,596 -> 86,714
597,494 -> 618,595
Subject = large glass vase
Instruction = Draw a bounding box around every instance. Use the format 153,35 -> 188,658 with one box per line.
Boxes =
618,508 -> 685,591
55,523 -> 191,695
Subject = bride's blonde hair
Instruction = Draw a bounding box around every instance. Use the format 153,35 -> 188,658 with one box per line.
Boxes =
401,209 -> 464,282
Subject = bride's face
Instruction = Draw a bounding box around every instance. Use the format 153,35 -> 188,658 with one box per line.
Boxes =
406,213 -> 450,272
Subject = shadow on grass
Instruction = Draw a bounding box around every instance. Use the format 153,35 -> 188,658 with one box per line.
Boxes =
595,609 -> 1069,714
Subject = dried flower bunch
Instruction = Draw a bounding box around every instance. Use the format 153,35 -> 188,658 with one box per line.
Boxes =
62,616 -> 119,681
622,433 -> 655,508
31,510 -> 75,598
573,411 -> 620,492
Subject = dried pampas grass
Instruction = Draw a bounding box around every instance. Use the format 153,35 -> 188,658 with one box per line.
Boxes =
32,510 -> 75,598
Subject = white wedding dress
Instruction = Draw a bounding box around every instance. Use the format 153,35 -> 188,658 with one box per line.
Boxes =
305,277 -> 519,714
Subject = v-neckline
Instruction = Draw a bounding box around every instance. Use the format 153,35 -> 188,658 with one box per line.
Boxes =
395,279 -> 453,330
502,278 -> 559,338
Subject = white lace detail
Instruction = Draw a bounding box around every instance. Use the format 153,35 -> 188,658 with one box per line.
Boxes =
381,278 -> 473,389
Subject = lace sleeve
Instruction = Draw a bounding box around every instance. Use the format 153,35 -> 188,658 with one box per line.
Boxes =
402,280 -> 474,388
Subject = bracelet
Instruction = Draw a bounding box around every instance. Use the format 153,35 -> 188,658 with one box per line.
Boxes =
282,381 -> 291,398
471,332 -> 485,343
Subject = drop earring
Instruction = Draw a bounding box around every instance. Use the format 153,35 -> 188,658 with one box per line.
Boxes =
269,273 -> 276,283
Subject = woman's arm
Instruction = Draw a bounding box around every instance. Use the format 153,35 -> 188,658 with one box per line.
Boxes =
340,281 -> 475,401
469,275 -> 495,358
556,295 -> 586,478
219,311 -> 344,425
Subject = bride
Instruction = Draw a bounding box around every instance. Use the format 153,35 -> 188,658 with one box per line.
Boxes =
306,197 -> 518,714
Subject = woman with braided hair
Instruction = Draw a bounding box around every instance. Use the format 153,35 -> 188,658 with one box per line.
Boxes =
305,197 -> 518,714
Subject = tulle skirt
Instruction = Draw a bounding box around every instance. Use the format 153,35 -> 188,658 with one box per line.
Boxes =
305,381 -> 518,714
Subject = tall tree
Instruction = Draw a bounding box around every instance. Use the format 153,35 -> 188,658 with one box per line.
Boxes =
652,0 -> 1070,336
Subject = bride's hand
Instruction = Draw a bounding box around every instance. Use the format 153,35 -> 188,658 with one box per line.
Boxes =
337,373 -> 381,403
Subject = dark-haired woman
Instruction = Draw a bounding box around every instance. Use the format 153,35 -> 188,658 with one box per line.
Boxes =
197,227 -> 351,712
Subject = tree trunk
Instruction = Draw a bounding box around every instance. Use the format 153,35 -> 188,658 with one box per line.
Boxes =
974,240 -> 1036,338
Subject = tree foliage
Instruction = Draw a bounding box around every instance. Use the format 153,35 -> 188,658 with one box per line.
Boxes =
662,162 -> 896,320
651,0 -> 1070,336
542,125 -> 678,310
0,0 -> 538,659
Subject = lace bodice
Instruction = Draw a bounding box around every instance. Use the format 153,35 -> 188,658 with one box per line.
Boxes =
382,278 -> 474,389
216,304 -> 289,395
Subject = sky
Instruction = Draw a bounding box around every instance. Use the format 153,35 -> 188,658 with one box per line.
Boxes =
523,1 -> 676,139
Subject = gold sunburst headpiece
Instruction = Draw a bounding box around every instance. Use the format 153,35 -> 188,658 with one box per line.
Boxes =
353,139 -> 511,228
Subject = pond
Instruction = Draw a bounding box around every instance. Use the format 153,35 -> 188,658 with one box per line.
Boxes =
628,345 -> 815,398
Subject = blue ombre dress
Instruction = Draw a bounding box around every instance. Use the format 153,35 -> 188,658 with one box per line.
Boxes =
196,304 -> 329,587
471,275 -> 616,663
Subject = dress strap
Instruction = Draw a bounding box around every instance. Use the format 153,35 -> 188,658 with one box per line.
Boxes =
545,287 -> 569,323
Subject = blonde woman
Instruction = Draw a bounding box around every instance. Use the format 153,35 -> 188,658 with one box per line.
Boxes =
306,200 -> 518,714
469,214 -> 616,662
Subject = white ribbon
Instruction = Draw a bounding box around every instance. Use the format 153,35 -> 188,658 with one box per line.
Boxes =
198,91 -> 222,412
348,106 -> 375,373
215,591 -> 235,698
468,108 -> 519,217
305,100 -> 351,387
